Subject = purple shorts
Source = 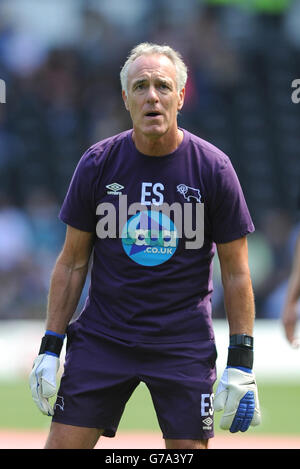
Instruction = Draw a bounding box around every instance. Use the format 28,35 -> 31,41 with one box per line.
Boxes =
52,319 -> 217,440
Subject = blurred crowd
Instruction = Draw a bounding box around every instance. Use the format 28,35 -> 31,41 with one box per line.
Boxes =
0,0 -> 300,320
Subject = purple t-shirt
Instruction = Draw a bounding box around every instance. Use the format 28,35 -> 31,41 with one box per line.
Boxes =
59,129 -> 254,342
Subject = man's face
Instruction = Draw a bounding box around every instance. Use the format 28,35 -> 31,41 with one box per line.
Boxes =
122,54 -> 185,139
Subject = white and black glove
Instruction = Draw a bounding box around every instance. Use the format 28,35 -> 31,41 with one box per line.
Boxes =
214,334 -> 261,433
29,331 -> 65,416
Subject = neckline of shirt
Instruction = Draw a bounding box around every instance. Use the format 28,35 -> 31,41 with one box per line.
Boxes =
127,127 -> 189,162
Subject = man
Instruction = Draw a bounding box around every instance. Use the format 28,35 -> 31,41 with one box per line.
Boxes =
29,43 -> 261,449
282,231 -> 300,348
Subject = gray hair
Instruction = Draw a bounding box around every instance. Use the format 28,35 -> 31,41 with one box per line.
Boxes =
120,42 -> 188,96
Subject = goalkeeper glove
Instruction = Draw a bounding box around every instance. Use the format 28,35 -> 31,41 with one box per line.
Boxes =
214,334 -> 261,433
29,330 -> 65,416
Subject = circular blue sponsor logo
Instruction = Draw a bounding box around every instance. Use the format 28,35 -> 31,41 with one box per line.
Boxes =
121,210 -> 178,266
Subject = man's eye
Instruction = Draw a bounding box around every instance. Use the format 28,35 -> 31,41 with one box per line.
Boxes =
159,83 -> 170,90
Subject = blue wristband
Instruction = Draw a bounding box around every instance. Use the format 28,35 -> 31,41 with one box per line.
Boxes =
45,330 -> 65,340
227,366 -> 252,373
39,330 -> 65,356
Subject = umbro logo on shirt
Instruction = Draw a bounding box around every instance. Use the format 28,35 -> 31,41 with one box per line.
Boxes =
106,182 -> 124,195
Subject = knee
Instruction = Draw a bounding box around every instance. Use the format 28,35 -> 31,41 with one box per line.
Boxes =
44,422 -> 103,449
165,439 -> 209,450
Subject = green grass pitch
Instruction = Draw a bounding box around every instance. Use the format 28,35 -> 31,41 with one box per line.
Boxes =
1,379 -> 300,435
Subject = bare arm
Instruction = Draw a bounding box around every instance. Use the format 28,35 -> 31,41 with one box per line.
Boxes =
217,237 -> 255,337
282,234 -> 300,346
45,225 -> 94,335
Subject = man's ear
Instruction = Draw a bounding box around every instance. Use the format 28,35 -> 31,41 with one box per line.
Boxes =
177,87 -> 185,111
122,90 -> 129,111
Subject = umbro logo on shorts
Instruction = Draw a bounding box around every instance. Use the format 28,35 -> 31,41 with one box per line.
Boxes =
202,417 -> 213,426
202,416 -> 213,430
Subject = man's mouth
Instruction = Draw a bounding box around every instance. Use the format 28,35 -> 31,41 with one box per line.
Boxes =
145,111 -> 161,118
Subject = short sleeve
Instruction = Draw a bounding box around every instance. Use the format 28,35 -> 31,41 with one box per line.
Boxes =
59,148 -> 97,232
209,158 -> 254,243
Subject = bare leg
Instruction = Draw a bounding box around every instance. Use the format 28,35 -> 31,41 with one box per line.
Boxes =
45,421 -> 104,449
165,438 -> 209,449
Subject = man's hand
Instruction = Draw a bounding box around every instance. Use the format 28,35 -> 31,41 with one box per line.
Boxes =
282,304 -> 300,348
29,354 -> 60,416
214,367 -> 261,432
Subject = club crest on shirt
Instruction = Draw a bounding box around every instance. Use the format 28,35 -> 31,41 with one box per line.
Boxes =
177,184 -> 202,203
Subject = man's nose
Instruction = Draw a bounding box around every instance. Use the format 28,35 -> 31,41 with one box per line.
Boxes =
146,85 -> 159,103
